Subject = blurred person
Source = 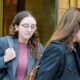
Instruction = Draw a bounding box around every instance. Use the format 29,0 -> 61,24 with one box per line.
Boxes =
34,7 -> 80,80
0,11 -> 44,80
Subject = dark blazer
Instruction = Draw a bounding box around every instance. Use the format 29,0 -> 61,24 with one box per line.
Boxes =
35,41 -> 80,80
0,36 -> 45,80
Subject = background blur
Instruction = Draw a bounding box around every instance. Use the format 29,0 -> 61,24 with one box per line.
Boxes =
0,0 -> 80,45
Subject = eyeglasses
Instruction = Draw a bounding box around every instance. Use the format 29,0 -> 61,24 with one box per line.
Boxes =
20,24 -> 37,30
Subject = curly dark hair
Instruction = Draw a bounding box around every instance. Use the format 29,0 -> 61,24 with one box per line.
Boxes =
9,11 -> 40,60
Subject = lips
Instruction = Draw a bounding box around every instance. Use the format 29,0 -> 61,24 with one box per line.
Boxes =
25,33 -> 31,36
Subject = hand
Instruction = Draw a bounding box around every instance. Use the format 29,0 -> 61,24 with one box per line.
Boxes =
4,48 -> 16,63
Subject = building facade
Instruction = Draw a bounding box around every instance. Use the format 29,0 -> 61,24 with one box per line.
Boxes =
0,0 -> 80,45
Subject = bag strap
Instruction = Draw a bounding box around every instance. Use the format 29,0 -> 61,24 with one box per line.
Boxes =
28,59 -> 40,80
6,36 -> 14,48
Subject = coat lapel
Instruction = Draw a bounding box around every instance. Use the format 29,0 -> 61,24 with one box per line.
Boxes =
27,48 -> 36,74
12,38 -> 18,78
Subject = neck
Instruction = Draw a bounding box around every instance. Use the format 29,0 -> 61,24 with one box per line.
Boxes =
18,37 -> 29,44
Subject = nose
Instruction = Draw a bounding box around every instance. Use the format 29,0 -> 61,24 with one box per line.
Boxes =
28,27 -> 31,31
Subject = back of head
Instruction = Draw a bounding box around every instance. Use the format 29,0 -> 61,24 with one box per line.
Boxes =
46,7 -> 80,48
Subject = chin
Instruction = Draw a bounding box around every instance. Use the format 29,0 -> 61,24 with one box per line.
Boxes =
24,36 -> 31,39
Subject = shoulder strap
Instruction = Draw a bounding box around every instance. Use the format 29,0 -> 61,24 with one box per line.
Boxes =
6,36 -> 14,48
28,59 -> 40,80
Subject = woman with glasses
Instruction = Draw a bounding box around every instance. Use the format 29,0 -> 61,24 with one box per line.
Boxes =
0,11 -> 44,80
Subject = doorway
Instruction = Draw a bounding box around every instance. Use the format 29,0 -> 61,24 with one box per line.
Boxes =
25,0 -> 57,45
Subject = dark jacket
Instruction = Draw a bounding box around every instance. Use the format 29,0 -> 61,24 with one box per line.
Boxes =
0,36 -> 45,80
35,41 -> 80,80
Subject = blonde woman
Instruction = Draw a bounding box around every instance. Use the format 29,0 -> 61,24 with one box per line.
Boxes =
35,7 -> 80,80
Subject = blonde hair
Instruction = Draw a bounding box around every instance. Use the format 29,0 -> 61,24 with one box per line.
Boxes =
46,7 -> 80,49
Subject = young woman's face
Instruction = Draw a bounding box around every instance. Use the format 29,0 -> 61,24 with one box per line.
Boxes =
15,16 -> 37,41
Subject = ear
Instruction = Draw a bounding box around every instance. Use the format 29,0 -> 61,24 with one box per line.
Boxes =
15,25 -> 19,31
